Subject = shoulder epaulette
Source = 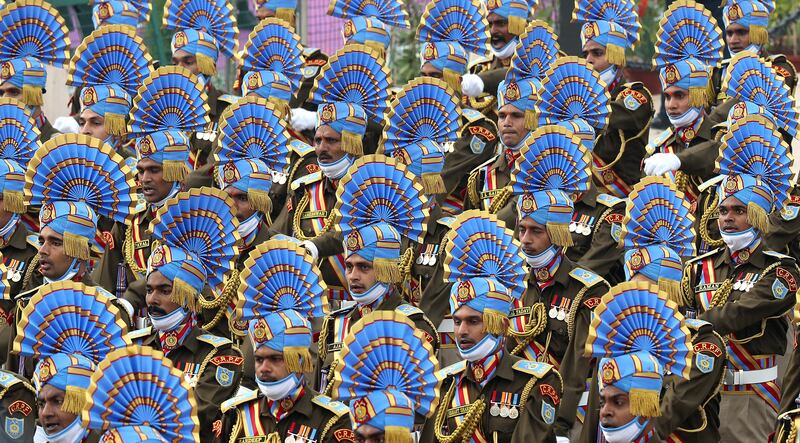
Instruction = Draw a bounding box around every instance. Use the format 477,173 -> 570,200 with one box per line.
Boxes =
622,81 -> 644,89
470,155 -> 500,175
127,326 -> 153,341
218,94 -> 240,105
0,371 -> 23,390
512,360 -> 554,378
684,318 -> 711,331
698,175 -> 726,192
290,171 -> 323,191
646,128 -> 674,155
461,108 -> 486,124
289,140 -> 315,157
437,216 -> 456,228
395,304 -> 424,317
330,304 -> 356,317
467,56 -> 492,70
440,360 -> 467,378
312,394 -> 349,417
196,334 -> 233,348
25,234 -> 38,249
133,194 -> 148,214
221,388 -> 258,413
596,193 -> 625,208
569,268 -> 606,288
764,250 -> 796,262
303,47 -> 321,57
686,248 -> 722,265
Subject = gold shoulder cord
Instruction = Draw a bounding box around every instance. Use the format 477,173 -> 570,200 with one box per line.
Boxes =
594,122 -> 651,172
676,330 -> 726,434
228,414 -> 241,443
680,264 -> 697,308
319,412 -> 341,442
292,193 -> 336,241
506,303 -> 547,341
123,227 -> 147,276
595,207 -> 615,236
433,379 -> 486,443
567,284 -> 602,340
699,190 -> 724,248
674,171 -> 689,194
199,269 -> 239,331
318,315 -> 331,362
466,171 -> 481,208
22,254 -> 38,290
488,187 -> 512,214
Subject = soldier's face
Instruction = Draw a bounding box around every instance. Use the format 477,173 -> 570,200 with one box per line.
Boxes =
255,6 -> 273,20
345,254 -> 378,295
254,346 -> 290,382
224,186 -> 256,222
137,158 -> 176,204
172,50 -> 200,76
37,384 -> 78,436
0,196 -> 13,227
79,108 -> 108,141
498,104 -> 527,147
599,385 -> 638,428
354,424 -> 384,443
145,270 -> 182,316
0,81 -> 22,101
582,40 -> 611,73
487,13 -> 513,50
663,86 -> 691,118
38,227 -> 78,280
725,24 -> 751,53
518,217 -> 552,256
718,196 -> 751,233
314,125 -> 346,164
453,305 -> 489,350
420,63 -> 444,80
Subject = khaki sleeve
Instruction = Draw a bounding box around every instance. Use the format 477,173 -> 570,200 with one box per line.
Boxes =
477,67 -> 508,97
91,222 -> 127,293
608,84 -> 654,132
675,138 -> 721,181
780,330 -> 800,414
440,120 -> 498,198
765,206 -> 800,254
322,414 -> 356,443
510,370 -> 563,443
195,347 -> 244,443
577,207 -> 625,277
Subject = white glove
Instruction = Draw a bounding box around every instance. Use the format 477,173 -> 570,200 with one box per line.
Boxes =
301,240 -> 319,261
461,73 -> 484,97
556,437 -> 570,443
291,107 -> 317,132
53,116 -> 80,134
643,153 -> 681,176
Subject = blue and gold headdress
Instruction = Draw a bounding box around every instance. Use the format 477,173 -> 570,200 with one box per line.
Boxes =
236,239 -> 328,373
573,0 -> 640,66
382,77 -> 461,156
251,0 -> 296,24
25,134 -> 137,260
390,139 -> 447,195
331,311 -> 441,443
715,115 -> 793,233
722,0 -> 770,45
148,187 -> 240,311
449,277 -> 514,335
0,0 -> 70,106
586,281 -> 693,417
342,16 -> 391,53
128,66 -> 210,138
536,56 -> 611,133
328,0 -> 410,28
100,426 -> 167,443
0,98 -> 39,213
238,17 -> 304,94
163,0 -> 239,74
83,346 -> 200,443
309,44 -> 392,156
486,0 -> 531,35
653,0 -> 723,107
443,210 -> 527,300
509,20 -> 560,82
510,125 -> 593,247
723,51 -> 798,139
620,177 -> 695,300
332,154 -> 429,283
67,25 -> 154,97
215,98 -> 292,213
15,281 -> 131,414
417,0 -> 491,89
90,0 -> 150,28
497,74 -> 539,130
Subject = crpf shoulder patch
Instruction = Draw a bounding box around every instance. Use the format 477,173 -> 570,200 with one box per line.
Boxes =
468,125 -> 496,141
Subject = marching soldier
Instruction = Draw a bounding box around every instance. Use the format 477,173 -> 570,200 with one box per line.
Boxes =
680,115 -> 799,442
0,370 -> 35,441
127,187 -> 244,442
222,240 -> 354,442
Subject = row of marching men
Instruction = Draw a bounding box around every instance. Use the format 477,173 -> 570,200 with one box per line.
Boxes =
0,0 -> 798,442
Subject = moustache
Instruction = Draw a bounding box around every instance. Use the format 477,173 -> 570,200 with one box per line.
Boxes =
491,34 -> 508,44
148,306 -> 168,316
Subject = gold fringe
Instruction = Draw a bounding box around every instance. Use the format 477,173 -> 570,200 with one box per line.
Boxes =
374,257 -> 402,283
196,53 -> 217,76
266,432 -> 281,443
284,346 -> 314,373
341,130 -> 363,156
2,190 -> 24,213
422,173 -> 445,195
104,112 -> 127,136
483,309 -> 508,336
64,232 -> 90,261
546,222 -> 573,247
276,8 -> 295,26
747,202 -> 769,233
171,277 -> 198,312
629,388 -> 661,417
22,85 -> 43,107
508,16 -> 526,35
689,86 -> 708,108
364,40 -> 386,57
605,43 -> 626,68
524,109 -> 538,131
443,69 -> 461,94
162,160 -> 188,182
249,189 -> 272,214
659,278 -> 681,303
384,426 -> 413,443
61,386 -> 87,415
750,25 -> 768,46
